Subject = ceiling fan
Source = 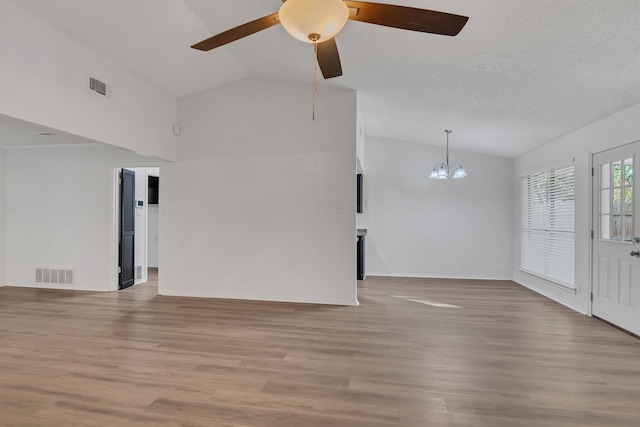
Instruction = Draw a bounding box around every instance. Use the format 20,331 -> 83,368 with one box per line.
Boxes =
191,0 -> 469,79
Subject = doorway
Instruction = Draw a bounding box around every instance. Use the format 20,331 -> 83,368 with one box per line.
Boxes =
592,142 -> 640,336
113,165 -> 161,292
119,168 -> 135,289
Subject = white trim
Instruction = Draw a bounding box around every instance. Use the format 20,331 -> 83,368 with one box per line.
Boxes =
109,168 -> 118,292
157,289 -> 359,306
365,273 -> 512,281
8,282 -> 105,292
590,138 -> 640,156
5,142 -> 100,150
518,268 -> 577,293
514,278 -> 588,315
588,151 -> 595,316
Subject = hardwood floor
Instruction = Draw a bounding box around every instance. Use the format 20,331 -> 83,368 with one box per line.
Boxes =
1,275 -> 639,426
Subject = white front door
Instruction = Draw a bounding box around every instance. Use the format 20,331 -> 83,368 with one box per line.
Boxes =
592,142 -> 640,335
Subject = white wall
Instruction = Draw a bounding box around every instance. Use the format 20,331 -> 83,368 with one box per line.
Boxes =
0,148 -> 6,287
365,136 -> 513,280
148,205 -> 160,268
6,144 -> 155,291
147,170 -> 160,269
356,93 -> 366,173
356,94 -> 368,229
161,77 -> 358,305
513,102 -> 640,314
0,1 -> 176,161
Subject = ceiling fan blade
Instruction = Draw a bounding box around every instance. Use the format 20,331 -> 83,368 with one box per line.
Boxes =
344,2 -> 468,36
191,13 -> 280,51
316,38 -> 343,79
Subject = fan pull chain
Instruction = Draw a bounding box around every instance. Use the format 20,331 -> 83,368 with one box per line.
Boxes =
312,42 -> 317,121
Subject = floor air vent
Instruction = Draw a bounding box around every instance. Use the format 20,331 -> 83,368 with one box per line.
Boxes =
136,266 -> 143,280
35,268 -> 74,286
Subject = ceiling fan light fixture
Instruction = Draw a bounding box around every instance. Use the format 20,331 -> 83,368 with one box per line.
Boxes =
279,0 -> 349,43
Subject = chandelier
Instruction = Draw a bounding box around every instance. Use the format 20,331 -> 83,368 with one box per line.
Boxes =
429,130 -> 467,180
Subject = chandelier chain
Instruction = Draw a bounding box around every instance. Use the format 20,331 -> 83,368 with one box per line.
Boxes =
312,42 -> 317,121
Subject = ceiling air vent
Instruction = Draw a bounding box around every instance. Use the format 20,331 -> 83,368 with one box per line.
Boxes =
89,76 -> 111,97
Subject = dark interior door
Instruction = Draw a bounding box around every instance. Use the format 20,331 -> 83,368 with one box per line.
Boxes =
119,169 -> 135,289
357,235 -> 365,280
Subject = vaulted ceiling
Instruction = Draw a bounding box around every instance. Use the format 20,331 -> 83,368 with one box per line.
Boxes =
9,0 -> 640,158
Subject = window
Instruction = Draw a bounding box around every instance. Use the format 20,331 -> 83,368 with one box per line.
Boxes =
521,165 -> 575,287
599,158 -> 633,241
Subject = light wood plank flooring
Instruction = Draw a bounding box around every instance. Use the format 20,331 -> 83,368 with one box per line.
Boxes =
1,275 -> 639,426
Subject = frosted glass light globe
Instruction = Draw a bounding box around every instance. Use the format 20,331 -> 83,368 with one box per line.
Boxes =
453,167 -> 467,179
279,0 -> 349,43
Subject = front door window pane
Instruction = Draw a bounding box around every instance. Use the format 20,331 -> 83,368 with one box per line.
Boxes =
600,157 -> 633,242
602,163 -> 610,188
625,159 -> 633,185
601,189 -> 610,214
625,215 -> 634,241
613,161 -> 622,186
613,188 -> 622,213
612,215 -> 622,240
625,188 -> 633,213
601,214 -> 611,239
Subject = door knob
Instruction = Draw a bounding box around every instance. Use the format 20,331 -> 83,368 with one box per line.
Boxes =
631,251 -> 640,257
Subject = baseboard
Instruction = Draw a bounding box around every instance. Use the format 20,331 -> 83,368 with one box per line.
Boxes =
365,273 -> 513,281
158,289 -> 359,307
514,278 -> 588,315
6,282 -> 106,292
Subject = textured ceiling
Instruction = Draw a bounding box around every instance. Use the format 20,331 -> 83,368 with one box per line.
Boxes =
9,0 -> 640,158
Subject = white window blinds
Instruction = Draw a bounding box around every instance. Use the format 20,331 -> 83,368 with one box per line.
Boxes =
521,165 -> 575,287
